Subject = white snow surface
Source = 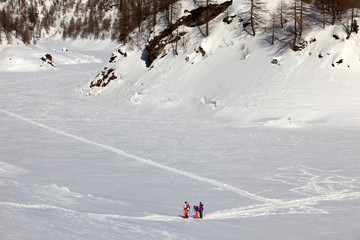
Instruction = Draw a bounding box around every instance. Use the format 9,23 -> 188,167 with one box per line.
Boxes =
1,3 -> 360,239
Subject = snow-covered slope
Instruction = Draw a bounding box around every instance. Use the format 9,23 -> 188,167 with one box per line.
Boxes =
86,0 -> 360,128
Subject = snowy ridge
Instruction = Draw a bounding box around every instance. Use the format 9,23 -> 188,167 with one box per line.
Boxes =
0,161 -> 27,177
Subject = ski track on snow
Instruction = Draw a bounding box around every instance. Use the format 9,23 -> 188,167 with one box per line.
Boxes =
0,108 -> 277,204
0,201 -> 180,222
1,190 -> 360,222
2,108 -> 360,221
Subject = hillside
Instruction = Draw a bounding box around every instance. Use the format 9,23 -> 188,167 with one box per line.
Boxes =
1,1 -> 360,239
1,27 -> 360,240
1,0 -> 360,128
86,0 -> 360,128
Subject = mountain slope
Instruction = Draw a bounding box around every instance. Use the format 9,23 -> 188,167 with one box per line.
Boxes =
86,0 -> 360,128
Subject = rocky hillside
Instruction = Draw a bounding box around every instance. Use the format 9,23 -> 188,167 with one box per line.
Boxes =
86,0 -> 360,127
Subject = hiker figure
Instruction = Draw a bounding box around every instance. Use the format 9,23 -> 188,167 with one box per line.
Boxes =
199,202 -> 204,219
183,201 -> 190,218
193,205 -> 199,219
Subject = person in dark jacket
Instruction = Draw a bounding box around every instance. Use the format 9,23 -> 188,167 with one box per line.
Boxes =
193,205 -> 199,219
183,201 -> 190,218
199,202 -> 204,218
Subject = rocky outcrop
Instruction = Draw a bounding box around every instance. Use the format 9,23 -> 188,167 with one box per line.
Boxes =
180,1 -> 233,27
40,54 -> 55,68
146,1 -> 232,66
90,67 -> 117,88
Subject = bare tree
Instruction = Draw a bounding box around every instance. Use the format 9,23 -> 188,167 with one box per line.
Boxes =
329,0 -> 341,25
22,25 -> 32,44
205,0 -> 210,37
277,0 -> 287,28
345,0 -> 359,38
116,0 -> 131,43
297,0 -> 311,37
269,11 -> 277,45
316,0 -> 328,28
0,14 -> 2,44
242,0 -> 267,36
282,0 -> 310,51
193,0 -> 214,37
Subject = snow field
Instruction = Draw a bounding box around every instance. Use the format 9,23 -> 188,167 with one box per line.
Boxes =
1,33 -> 360,239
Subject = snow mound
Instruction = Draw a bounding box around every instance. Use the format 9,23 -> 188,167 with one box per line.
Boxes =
32,183 -> 83,206
0,161 -> 27,177
263,117 -> 306,128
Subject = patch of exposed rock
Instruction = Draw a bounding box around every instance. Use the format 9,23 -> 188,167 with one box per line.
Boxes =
40,54 -> 55,68
90,67 -> 117,88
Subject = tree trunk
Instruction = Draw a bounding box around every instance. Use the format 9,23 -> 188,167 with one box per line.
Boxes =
250,0 -> 255,36
299,0 -> 303,37
292,0 -> 297,50
206,0 -> 209,37
331,0 -> 336,25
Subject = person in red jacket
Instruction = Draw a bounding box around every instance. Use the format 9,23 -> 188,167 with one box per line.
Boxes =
183,201 -> 190,218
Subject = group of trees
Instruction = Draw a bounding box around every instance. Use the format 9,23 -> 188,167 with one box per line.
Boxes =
242,0 -> 360,50
0,0 -> 181,45
0,0 -> 359,51
0,0 -> 40,44
112,0 -> 179,43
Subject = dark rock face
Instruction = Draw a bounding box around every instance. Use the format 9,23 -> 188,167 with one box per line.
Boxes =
90,68 -> 117,88
180,1 -> 233,28
40,54 -> 55,68
146,1 -> 232,66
